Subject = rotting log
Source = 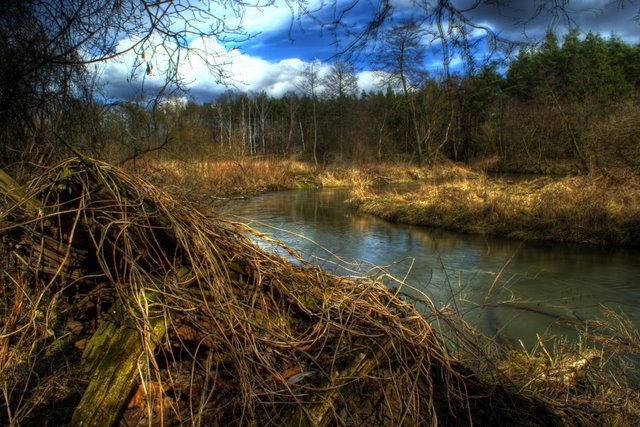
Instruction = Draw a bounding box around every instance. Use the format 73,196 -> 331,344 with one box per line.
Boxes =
71,307 -> 166,427
0,168 -> 42,218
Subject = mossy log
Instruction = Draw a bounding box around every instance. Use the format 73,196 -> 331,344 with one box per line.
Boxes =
0,168 -> 42,218
71,308 -> 165,427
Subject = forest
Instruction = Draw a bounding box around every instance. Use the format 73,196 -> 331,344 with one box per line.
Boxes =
15,28 -> 636,176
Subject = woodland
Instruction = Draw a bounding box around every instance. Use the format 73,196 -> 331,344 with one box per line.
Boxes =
4,28 -> 639,176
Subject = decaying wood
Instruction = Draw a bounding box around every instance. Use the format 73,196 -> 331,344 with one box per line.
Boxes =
71,311 -> 165,427
281,341 -> 394,426
0,168 -> 41,218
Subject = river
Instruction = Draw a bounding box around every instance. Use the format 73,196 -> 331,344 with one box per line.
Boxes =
221,185 -> 640,348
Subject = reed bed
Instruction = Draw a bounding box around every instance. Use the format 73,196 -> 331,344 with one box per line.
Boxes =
137,157 -> 427,200
349,169 -> 640,246
1,158 -> 638,426
140,158 -> 314,197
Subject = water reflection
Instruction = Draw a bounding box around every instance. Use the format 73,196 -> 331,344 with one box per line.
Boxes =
221,186 -> 640,347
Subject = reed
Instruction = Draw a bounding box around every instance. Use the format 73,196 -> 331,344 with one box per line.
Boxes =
136,156 -> 432,200
349,168 -> 640,246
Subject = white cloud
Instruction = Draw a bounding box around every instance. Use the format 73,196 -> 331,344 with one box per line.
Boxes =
97,28 -> 446,101
357,70 -> 386,94
241,0 -> 325,34
98,34 -> 334,99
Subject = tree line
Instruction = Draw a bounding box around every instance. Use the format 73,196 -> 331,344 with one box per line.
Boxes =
1,0 -> 639,174
97,28 -> 640,174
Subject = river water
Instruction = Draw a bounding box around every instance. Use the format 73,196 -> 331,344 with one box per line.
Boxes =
221,185 -> 640,348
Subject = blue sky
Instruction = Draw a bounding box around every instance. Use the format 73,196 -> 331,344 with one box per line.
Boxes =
99,0 -> 640,101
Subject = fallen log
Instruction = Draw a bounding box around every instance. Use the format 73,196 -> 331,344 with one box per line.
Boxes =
0,168 -> 41,218
280,341 -> 394,426
71,308 -> 165,427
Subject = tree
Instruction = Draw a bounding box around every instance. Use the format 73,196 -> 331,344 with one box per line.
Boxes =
298,59 -> 323,165
322,61 -> 358,159
375,20 -> 427,165
0,0 -> 251,167
3,0 -> 639,169
323,61 -> 359,99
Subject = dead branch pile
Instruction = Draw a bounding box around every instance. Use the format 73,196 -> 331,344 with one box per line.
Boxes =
0,158 -> 616,426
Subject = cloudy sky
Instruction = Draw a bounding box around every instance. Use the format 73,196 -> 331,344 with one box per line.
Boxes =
99,0 -> 640,101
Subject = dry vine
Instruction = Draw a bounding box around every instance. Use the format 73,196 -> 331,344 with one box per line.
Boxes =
0,158 -> 637,426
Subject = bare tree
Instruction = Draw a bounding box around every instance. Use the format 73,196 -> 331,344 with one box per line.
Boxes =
375,21 -> 427,165
297,59 -> 323,166
0,0 -> 272,167
323,61 -> 359,99
322,60 -> 359,159
2,0 -> 635,168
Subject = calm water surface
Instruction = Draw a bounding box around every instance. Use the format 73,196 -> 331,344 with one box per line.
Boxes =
221,186 -> 640,347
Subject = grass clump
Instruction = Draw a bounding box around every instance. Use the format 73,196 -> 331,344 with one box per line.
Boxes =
349,168 -> 640,246
1,158 -> 639,425
140,157 -> 315,198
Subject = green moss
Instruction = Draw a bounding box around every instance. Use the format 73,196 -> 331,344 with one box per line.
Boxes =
294,180 -> 318,190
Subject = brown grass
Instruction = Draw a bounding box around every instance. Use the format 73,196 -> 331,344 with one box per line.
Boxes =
138,158 -> 314,197
349,168 -> 640,246
2,158 -> 639,425
0,158 -> 518,425
134,157 -> 432,201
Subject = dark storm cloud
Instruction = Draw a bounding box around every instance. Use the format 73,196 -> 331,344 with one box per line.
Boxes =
243,0 -> 639,69
455,0 -> 640,43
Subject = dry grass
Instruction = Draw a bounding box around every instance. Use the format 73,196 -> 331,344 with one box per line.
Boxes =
349,168 -> 640,246
139,158 -> 315,198
135,157 -> 432,201
0,158 -> 510,425
1,158 -> 639,425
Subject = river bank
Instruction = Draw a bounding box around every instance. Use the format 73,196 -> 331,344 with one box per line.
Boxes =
348,168 -> 640,247
2,158 -> 639,425
138,157 -> 429,199
140,157 -> 640,247
139,157 -> 640,247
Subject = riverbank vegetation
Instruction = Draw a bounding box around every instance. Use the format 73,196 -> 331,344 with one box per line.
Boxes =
141,157 -> 426,199
2,159 -> 639,425
349,167 -> 640,246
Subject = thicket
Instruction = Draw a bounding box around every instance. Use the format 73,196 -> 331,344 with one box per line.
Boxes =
2,158 -> 639,425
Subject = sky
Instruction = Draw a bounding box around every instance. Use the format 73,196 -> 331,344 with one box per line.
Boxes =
98,0 -> 640,101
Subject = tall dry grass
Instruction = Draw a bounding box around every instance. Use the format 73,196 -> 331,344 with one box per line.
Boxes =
349,168 -> 640,246
138,158 -> 314,198
135,156 -> 432,199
